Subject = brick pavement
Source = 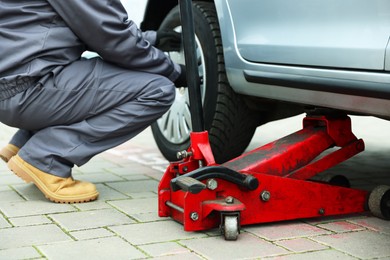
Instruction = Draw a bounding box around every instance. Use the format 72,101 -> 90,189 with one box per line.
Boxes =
0,115 -> 389,259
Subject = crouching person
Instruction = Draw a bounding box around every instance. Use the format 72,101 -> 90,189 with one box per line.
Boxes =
0,0 -> 186,203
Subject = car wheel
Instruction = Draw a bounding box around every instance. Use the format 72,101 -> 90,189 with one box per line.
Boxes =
151,1 -> 260,163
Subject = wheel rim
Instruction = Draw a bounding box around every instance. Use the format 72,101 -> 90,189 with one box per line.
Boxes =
155,27 -> 206,144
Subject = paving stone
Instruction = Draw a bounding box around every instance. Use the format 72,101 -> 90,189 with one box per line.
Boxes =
0,163 -> 9,173
312,230 -> 390,259
109,221 -> 206,245
303,213 -> 366,225
38,236 -> 146,260
0,246 -> 41,260
72,201 -> 112,211
106,165 -> 154,177
0,224 -> 72,250
103,157 -> 135,167
126,153 -> 168,167
49,208 -> 135,231
9,215 -> 52,227
349,217 -> 390,235
108,197 -> 157,215
317,221 -> 365,233
105,179 -> 159,195
0,215 -> 11,229
107,167 -> 134,177
151,165 -> 167,173
0,190 -> 24,203
275,238 -> 328,252
145,170 -> 165,181
180,232 -> 288,259
264,249 -> 357,260
0,186 -> 10,192
151,252 -> 202,260
127,191 -> 157,199
1,118 -> 390,259
0,200 -> 76,218
93,183 -> 129,200
70,228 -> 114,240
75,159 -> 119,174
245,222 -> 331,241
138,242 -> 190,257
203,228 -> 223,237
74,172 -> 125,183
0,175 -> 25,185
131,212 -> 165,223
11,183 -> 48,201
0,124 -> 17,136
121,174 -> 151,181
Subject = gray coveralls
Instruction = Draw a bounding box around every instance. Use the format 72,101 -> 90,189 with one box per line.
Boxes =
0,0 -> 179,177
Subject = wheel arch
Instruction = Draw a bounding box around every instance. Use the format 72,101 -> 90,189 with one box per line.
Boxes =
140,0 -> 214,31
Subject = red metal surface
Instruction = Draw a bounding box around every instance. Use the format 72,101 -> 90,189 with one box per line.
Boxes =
158,131 -> 215,217
287,138 -> 364,180
223,127 -> 334,176
158,115 -> 369,232
189,131 -> 215,165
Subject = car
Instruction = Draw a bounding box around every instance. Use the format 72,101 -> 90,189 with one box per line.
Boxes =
139,0 -> 390,163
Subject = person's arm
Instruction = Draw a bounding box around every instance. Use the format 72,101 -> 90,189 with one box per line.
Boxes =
47,0 -> 179,81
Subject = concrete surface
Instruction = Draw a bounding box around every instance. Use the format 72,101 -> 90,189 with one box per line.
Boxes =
0,114 -> 389,259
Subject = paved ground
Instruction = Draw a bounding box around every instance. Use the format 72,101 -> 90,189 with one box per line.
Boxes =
0,114 -> 389,260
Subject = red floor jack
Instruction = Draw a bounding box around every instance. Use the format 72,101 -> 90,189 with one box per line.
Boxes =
158,0 -> 390,240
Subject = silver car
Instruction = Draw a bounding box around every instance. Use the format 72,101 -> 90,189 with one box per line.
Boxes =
140,0 -> 390,163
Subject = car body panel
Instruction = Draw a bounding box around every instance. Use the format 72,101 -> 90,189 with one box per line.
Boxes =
225,0 -> 390,70
385,40 -> 390,71
214,0 -> 390,118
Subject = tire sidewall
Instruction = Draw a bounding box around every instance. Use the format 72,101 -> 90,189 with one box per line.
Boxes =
151,4 -> 219,161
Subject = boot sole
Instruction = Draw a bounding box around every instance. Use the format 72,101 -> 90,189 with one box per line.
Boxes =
8,157 -> 99,204
0,154 -> 9,163
0,147 -> 17,163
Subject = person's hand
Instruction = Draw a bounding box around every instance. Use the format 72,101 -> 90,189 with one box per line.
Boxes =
174,64 -> 187,88
156,30 -> 181,52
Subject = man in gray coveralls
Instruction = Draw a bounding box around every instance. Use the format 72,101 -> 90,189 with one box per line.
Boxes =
0,0 -> 186,203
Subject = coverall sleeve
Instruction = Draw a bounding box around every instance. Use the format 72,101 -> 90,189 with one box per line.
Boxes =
46,0 -> 180,81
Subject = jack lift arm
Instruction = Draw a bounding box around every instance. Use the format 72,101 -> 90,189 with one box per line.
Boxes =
159,0 -> 390,240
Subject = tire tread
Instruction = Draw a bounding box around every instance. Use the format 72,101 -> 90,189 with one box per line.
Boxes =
194,1 -> 260,162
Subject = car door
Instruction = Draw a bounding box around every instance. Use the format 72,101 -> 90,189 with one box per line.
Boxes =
226,0 -> 390,70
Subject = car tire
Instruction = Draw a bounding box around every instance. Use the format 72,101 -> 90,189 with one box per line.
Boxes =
151,1 -> 261,163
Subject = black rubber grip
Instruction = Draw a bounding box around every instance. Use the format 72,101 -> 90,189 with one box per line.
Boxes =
171,176 -> 207,194
170,166 -> 259,193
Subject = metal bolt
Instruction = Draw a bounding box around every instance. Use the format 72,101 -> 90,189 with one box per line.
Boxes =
225,196 -> 234,204
207,178 -> 218,190
260,191 -> 271,202
183,166 -> 188,173
177,150 -> 193,159
318,208 -> 325,215
190,212 -> 199,221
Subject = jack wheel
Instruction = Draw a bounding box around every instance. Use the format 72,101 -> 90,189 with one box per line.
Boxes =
222,215 -> 239,241
368,185 -> 390,220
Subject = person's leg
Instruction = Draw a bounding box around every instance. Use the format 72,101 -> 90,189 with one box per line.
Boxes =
9,129 -> 33,148
0,129 -> 33,162
1,57 -> 175,202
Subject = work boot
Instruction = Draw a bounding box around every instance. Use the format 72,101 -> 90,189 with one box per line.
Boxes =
8,155 -> 99,203
0,144 -> 19,163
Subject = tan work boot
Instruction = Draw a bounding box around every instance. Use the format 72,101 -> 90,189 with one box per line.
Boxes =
0,144 -> 19,163
8,155 -> 99,203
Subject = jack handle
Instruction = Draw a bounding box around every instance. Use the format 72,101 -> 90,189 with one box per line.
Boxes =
170,166 -> 259,194
179,0 -> 204,132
